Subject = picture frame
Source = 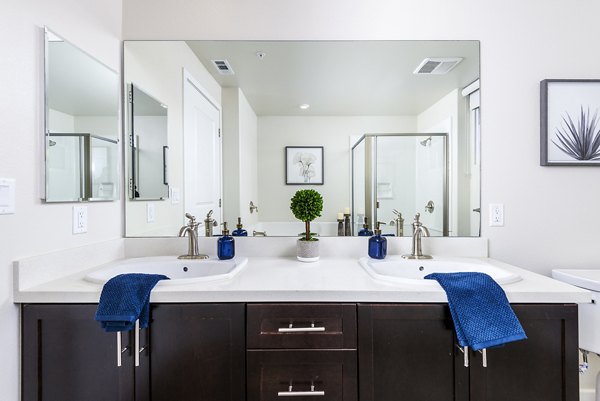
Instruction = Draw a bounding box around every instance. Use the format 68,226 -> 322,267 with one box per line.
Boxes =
540,79 -> 600,166
285,146 -> 324,185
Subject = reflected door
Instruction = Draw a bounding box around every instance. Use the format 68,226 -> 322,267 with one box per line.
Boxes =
183,71 -> 222,232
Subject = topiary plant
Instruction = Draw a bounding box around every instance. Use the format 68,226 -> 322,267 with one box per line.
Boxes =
290,189 -> 323,241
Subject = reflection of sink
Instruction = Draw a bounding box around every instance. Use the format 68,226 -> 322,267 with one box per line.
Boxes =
359,256 -> 521,286
85,256 -> 248,286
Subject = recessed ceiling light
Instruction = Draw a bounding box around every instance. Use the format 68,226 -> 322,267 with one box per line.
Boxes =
299,104 -> 310,110
256,51 -> 266,60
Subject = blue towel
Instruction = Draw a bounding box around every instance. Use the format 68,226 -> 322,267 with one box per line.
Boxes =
95,273 -> 169,332
425,272 -> 527,350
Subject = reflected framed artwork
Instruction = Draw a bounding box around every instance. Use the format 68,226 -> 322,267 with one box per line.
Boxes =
285,146 -> 324,185
541,79 -> 600,166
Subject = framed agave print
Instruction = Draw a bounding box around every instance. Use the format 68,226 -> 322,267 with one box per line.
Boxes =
541,79 -> 600,166
285,146 -> 324,185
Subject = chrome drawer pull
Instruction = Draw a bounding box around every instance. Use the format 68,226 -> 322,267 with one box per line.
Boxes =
278,323 -> 325,333
278,384 -> 325,397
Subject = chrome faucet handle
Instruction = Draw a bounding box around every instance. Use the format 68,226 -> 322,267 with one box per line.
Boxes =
414,213 -> 422,224
205,210 -> 213,219
183,213 -> 198,228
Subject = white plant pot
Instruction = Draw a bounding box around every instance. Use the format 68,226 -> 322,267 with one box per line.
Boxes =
296,239 -> 319,262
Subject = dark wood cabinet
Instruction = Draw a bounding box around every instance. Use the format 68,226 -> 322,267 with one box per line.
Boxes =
22,302 -> 578,401
22,303 -> 245,401
22,304 -> 133,401
246,303 -> 358,401
358,303 -> 579,401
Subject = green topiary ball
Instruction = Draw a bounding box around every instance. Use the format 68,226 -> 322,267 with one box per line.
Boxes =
290,189 -> 323,222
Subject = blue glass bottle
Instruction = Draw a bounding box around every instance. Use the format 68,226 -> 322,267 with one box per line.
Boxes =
368,222 -> 387,259
358,217 -> 374,236
217,222 -> 235,260
232,217 -> 248,236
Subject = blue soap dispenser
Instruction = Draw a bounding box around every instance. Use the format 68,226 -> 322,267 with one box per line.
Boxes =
368,221 -> 387,259
358,217 -> 374,236
217,222 -> 235,260
232,217 -> 248,236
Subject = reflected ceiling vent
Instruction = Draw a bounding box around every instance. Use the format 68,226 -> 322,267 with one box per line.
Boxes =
413,58 -> 463,75
211,59 -> 235,75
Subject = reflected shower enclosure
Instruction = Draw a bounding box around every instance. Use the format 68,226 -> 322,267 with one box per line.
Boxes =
352,134 -> 449,237
46,133 -> 118,201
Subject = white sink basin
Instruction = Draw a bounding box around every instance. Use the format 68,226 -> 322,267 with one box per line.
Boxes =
85,256 -> 248,286
359,256 -> 521,287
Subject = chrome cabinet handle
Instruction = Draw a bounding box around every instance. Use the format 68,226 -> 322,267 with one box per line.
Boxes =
116,332 -> 122,367
479,348 -> 487,368
134,320 -> 140,367
457,344 -> 469,367
278,384 -> 324,397
278,323 -> 325,333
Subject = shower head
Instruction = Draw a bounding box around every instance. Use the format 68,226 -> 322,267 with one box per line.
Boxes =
419,136 -> 432,146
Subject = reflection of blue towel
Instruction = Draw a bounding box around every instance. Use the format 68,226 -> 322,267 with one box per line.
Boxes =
425,272 -> 527,350
95,273 -> 169,332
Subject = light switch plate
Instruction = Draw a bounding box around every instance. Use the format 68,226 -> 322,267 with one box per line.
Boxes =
0,178 -> 16,215
73,206 -> 88,234
170,187 -> 180,204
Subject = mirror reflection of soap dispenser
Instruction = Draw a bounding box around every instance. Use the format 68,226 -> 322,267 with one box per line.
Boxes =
358,217 -> 374,236
232,217 -> 248,236
368,222 -> 387,259
217,222 -> 235,260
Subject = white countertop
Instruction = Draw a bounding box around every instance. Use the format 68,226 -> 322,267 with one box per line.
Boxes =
13,241 -> 592,304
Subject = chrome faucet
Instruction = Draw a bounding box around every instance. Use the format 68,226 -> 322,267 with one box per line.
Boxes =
178,213 -> 208,259
204,210 -> 217,237
402,213 -> 432,259
249,201 -> 258,214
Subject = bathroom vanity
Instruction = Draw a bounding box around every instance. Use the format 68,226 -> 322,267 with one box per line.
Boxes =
14,238 -> 590,401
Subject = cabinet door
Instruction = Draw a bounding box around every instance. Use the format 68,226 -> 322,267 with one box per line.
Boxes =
136,303 -> 245,401
358,304 -> 468,401
22,304 -> 133,401
469,304 -> 578,401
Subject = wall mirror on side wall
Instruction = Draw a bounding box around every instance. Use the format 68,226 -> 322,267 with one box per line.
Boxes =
123,40 -> 480,237
43,28 -> 119,202
127,83 -> 169,200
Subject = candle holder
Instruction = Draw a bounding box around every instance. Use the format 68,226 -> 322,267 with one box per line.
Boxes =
344,213 -> 351,236
337,219 -> 344,236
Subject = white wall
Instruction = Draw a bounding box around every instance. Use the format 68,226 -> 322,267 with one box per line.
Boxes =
0,0 -> 122,399
222,88 -> 259,229
257,116 -> 416,222
124,41 -> 221,236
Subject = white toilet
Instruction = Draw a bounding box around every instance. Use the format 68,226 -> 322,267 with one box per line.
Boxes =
553,269 -> 600,401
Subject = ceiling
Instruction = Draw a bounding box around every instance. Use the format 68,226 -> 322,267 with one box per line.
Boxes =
186,40 -> 479,116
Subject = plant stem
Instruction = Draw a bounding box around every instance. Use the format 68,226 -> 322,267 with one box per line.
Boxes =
305,221 -> 310,241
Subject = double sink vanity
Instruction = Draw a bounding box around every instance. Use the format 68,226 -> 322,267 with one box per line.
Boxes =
14,236 -> 590,401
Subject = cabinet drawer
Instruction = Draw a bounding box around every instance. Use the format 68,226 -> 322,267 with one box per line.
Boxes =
247,350 -> 357,401
247,304 -> 357,349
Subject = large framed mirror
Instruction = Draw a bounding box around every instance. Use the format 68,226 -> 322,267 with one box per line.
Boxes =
44,28 -> 119,202
123,40 -> 480,237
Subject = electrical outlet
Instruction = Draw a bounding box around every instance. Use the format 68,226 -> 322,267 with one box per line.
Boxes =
489,204 -> 504,227
147,202 -> 155,223
73,206 -> 88,234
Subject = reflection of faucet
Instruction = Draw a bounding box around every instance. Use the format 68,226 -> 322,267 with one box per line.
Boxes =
204,210 -> 217,237
249,201 -> 258,214
390,209 -> 404,236
252,230 -> 267,237
178,213 -> 208,259
402,213 -> 432,259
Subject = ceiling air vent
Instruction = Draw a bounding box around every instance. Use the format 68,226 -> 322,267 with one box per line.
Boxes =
413,58 -> 463,75
211,59 -> 235,75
